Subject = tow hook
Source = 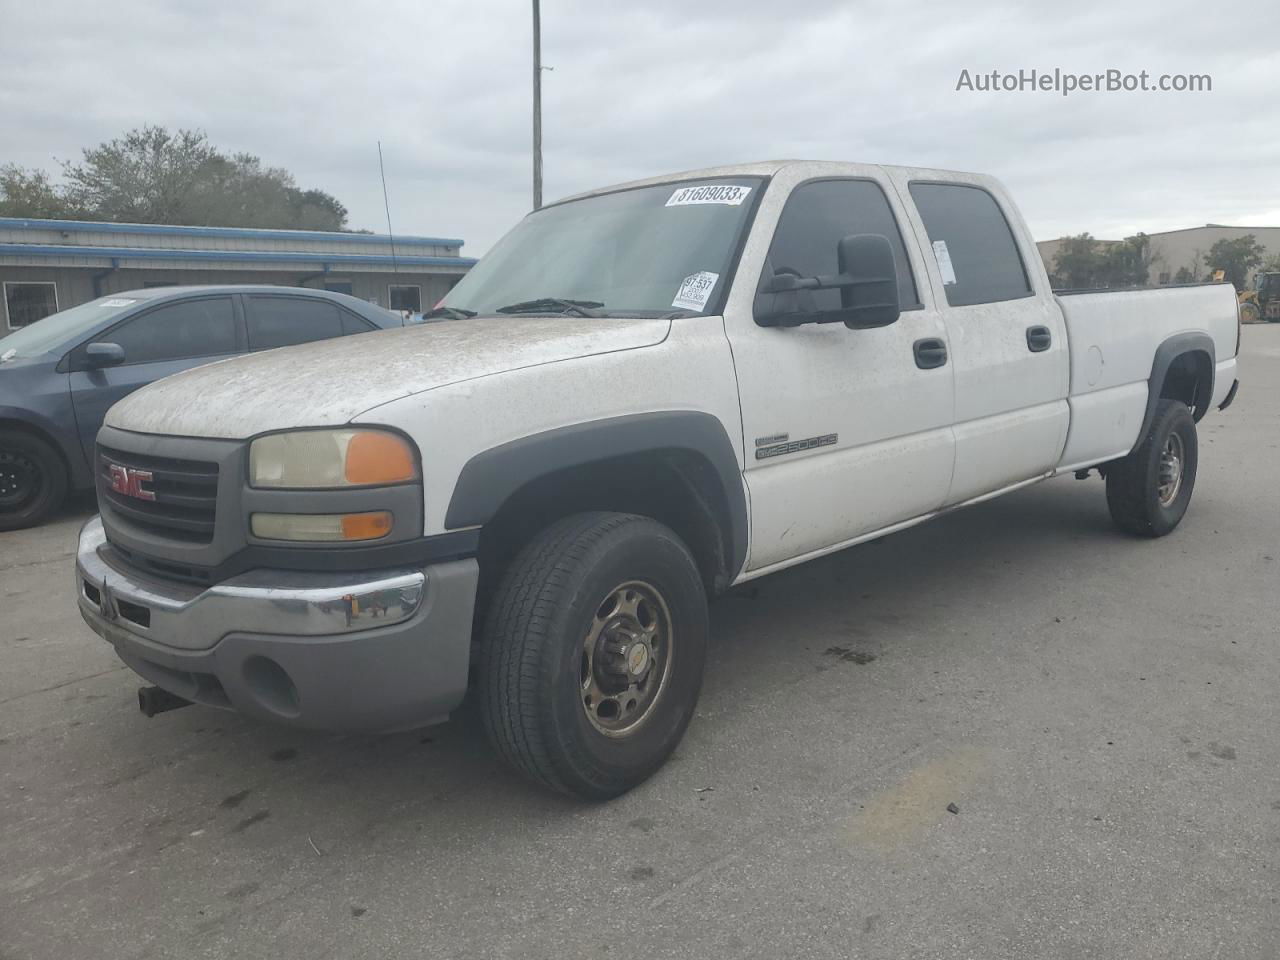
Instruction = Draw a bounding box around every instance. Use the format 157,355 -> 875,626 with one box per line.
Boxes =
137,686 -> 193,717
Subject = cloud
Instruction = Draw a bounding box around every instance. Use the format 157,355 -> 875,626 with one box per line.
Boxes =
1,0 -> 1276,252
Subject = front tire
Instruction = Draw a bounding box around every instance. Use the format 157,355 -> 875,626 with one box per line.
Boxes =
479,512 -> 708,800
0,430 -> 68,532
1105,399 -> 1198,537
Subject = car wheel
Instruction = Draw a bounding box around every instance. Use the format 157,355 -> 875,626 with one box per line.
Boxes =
1105,399 -> 1198,537
479,511 -> 709,800
0,430 -> 69,532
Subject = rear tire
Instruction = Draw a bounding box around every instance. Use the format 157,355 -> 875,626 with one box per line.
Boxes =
1105,400 -> 1197,537
1240,302 -> 1261,324
479,512 -> 708,800
0,430 -> 68,531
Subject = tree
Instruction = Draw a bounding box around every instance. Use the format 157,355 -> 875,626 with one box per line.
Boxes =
1051,233 -> 1100,288
0,164 -> 72,218
1260,251 -> 1280,274
1173,266 -> 1197,284
1051,231 -> 1160,289
1098,233 -> 1160,288
1203,235 -> 1265,291
3,126 -> 349,231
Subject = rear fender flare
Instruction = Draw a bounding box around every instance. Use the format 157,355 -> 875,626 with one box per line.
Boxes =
1137,333 -> 1215,441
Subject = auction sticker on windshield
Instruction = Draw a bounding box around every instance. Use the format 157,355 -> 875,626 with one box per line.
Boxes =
672,271 -> 719,311
665,184 -> 752,207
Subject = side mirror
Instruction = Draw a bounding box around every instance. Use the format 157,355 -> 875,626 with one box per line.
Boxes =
836,234 -> 900,329
754,234 -> 901,328
84,342 -> 125,368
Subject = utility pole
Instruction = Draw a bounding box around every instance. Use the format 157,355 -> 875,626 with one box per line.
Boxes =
532,0 -> 543,210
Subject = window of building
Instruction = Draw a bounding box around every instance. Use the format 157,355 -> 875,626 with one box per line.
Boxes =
1158,272 -> 1171,285
762,179 -> 920,316
106,296 -> 237,364
4,282 -> 59,330
389,284 -> 422,312
908,182 -> 1033,307
246,296 -> 345,350
324,280 -> 354,296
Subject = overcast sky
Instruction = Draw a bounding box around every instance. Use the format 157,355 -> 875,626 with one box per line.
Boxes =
2,0 -> 1277,253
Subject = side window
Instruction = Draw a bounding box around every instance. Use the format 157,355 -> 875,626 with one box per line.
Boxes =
107,297 -> 237,364
763,179 -> 920,316
908,183 -> 1032,307
341,310 -> 377,335
246,297 -> 344,350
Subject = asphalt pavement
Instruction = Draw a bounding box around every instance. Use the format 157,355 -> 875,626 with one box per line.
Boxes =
2,328 -> 1278,960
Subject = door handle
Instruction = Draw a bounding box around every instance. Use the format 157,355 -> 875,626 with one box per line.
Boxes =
913,337 -> 948,370
1026,325 -> 1052,352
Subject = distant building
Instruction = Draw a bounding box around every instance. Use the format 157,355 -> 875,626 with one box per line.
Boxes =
1037,224 -> 1280,287
0,217 -> 477,331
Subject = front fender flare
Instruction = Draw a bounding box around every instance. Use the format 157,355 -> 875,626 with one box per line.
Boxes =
444,411 -> 748,579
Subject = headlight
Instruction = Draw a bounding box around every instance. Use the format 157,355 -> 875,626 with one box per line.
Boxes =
249,429 -> 419,489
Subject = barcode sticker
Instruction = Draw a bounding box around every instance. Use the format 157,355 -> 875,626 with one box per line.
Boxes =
666,185 -> 751,207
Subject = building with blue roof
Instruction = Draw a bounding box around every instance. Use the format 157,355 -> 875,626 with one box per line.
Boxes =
0,217 -> 477,330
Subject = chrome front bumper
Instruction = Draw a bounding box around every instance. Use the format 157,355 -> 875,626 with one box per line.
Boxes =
75,516 -> 479,732
76,516 -> 427,651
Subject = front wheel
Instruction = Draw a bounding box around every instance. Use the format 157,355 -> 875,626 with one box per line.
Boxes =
0,430 -> 68,532
1105,399 -> 1198,537
479,512 -> 708,800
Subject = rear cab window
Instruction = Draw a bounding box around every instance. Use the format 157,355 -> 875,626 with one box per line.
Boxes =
908,182 -> 1032,306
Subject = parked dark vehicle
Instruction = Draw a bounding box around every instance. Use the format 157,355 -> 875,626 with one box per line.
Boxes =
0,286 -> 406,530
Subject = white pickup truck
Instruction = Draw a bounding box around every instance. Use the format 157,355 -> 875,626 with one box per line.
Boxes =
76,161 -> 1240,799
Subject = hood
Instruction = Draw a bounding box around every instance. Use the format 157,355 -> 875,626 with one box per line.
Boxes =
104,316 -> 670,439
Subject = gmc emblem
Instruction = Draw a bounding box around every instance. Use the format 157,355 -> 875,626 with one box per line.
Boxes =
107,463 -> 156,501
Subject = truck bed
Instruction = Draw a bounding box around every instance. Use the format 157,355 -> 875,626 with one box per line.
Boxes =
1054,282 -> 1239,471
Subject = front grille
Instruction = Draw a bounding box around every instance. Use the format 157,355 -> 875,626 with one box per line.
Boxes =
98,445 -> 220,544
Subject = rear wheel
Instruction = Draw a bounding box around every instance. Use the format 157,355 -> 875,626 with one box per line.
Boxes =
1239,302 -> 1261,324
0,430 -> 68,531
1105,400 -> 1197,537
479,512 -> 708,800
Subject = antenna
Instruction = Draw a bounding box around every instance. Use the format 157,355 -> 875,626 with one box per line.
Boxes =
377,140 -> 400,275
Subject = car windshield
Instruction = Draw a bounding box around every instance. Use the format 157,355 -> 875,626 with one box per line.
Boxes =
441,177 -> 763,317
0,294 -> 146,359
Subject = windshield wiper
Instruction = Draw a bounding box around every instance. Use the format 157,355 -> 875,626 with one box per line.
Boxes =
421,305 -> 477,320
494,297 -> 604,317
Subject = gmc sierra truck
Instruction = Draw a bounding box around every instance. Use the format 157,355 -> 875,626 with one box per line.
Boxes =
75,161 -> 1240,800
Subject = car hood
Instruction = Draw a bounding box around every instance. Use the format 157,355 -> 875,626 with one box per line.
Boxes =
104,316 -> 671,439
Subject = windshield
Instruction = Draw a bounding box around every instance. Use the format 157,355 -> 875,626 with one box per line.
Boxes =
0,294 -> 146,359
442,177 -> 763,317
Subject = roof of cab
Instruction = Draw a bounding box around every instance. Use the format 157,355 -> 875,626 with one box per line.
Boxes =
555,160 -> 991,206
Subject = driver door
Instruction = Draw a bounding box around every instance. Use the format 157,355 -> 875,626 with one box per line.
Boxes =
724,177 -> 955,572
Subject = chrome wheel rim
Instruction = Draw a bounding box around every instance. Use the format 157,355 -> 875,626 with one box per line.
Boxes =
580,580 -> 673,738
1157,433 -> 1185,506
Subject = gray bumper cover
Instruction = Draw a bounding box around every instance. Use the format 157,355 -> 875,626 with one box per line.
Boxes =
75,516 -> 478,733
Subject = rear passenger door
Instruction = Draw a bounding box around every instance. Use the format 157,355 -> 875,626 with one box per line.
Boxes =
68,295 -> 242,464
243,295 -> 375,351
893,176 -> 1070,504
